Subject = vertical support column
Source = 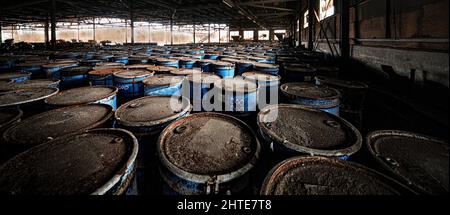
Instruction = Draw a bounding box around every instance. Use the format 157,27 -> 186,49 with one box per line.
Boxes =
239,29 -> 243,40
93,17 -> 96,42
148,22 -> 151,43
218,26 -> 221,44
385,0 -> 391,38
208,24 -> 211,43
44,16 -> 49,45
50,0 -> 56,47
77,18 -> 80,42
227,26 -> 230,43
170,18 -> 173,45
193,23 -> 196,44
0,23 -> 2,44
125,20 -> 128,43
340,0 -> 350,60
308,0 -> 315,50
254,29 -> 258,42
130,0 -> 135,44
269,28 -> 274,41
298,0 -> 302,45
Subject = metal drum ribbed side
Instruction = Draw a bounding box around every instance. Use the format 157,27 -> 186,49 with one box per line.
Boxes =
213,61 -> 235,78
143,75 -> 184,96
59,66 -> 92,89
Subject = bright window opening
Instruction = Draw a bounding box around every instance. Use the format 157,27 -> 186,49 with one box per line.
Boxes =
243,30 -> 254,40
258,30 -> 269,40
303,10 -> 309,28
319,0 -> 334,20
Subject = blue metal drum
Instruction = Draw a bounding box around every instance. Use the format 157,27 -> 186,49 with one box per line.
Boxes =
257,104 -> 362,160
195,59 -> 216,73
157,112 -> 261,195
285,65 -> 317,82
0,128 -> 138,195
113,55 -> 129,64
59,66 -> 92,89
155,58 -> 179,68
170,68 -> 202,76
45,86 -> 119,110
178,58 -> 197,69
15,62 -> 45,78
42,62 -> 79,79
143,75 -> 185,96
147,66 -> 179,75
80,59 -> 103,67
212,61 -> 235,78
187,73 -> 221,111
113,69 -> 155,100
242,72 -> 281,108
280,82 -> 340,116
0,79 -> 60,93
204,53 -> 220,60
215,77 -> 258,112
88,68 -> 119,86
253,62 -> 279,75
236,60 -> 255,75
93,62 -> 125,70
0,72 -> 32,83
128,56 -> 149,65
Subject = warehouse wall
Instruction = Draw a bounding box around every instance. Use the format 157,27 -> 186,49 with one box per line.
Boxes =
300,0 -> 449,88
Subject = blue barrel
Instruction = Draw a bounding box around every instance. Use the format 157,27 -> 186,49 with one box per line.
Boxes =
143,75 -> 185,96
257,104 -> 362,160
128,56 -> 148,65
157,112 -> 261,195
253,62 -> 279,75
190,54 -> 204,60
147,66 -> 179,75
0,72 -> 32,83
113,55 -> 129,64
280,82 -> 340,116
242,72 -> 281,108
215,78 -> 257,112
1,104 -> 113,160
205,53 -> 220,60
260,156 -> 412,195
15,62 -> 45,78
155,58 -> 179,68
113,69 -> 155,100
45,86 -> 119,110
178,58 -> 196,69
213,61 -> 235,78
236,60 -> 255,75
42,62 -> 79,79
0,79 -> 60,93
88,68 -> 119,86
187,73 -> 221,111
0,128 -> 138,195
80,59 -> 103,67
285,65 -> 317,82
59,66 -> 92,89
195,59 -> 216,73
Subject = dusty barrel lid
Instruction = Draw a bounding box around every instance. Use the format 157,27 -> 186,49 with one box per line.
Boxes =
157,112 -> 260,182
236,60 -> 256,66
93,62 -> 125,70
284,65 -> 316,73
88,68 -> 120,76
0,72 -> 31,82
0,128 -> 138,195
147,65 -> 179,73
113,69 -> 155,79
2,104 -> 113,148
178,57 -> 197,63
170,68 -> 202,76
281,82 -> 340,102
242,72 -> 281,84
42,62 -> 78,69
212,61 -> 235,68
45,86 -> 118,107
0,79 -> 60,92
115,96 -> 191,129
315,76 -> 369,89
0,108 -> 23,130
257,104 -> 362,157
214,77 -> 257,93
0,87 -> 59,108
155,57 -> 178,63
60,66 -> 92,76
124,64 -> 154,70
254,62 -> 279,69
220,58 -> 240,63
366,130 -> 449,194
197,59 -> 217,64
187,73 -> 221,84
143,75 -> 184,87
260,156 -> 411,195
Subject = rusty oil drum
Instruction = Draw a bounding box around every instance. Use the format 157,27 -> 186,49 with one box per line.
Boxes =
366,130 -> 449,194
260,156 -> 415,195
45,86 -> 118,110
0,79 -> 60,93
257,104 -> 361,160
0,87 -> 59,118
157,112 -> 261,195
0,128 -> 138,195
